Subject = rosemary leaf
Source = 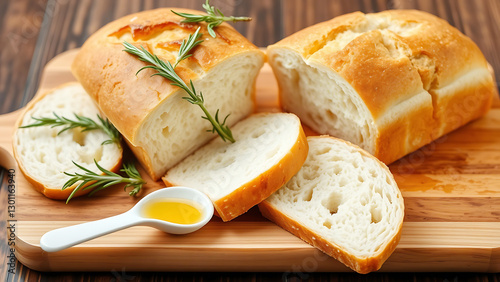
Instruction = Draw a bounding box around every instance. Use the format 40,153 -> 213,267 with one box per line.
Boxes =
174,27 -> 204,68
123,35 -> 235,143
63,160 -> 146,203
20,112 -> 122,147
172,0 -> 251,38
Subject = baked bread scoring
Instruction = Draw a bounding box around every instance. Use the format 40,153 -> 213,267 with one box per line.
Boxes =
268,10 -> 494,164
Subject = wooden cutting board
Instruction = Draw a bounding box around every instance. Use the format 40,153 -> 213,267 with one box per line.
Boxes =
1,49 -> 499,272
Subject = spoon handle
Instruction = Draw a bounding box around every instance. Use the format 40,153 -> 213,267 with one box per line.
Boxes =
40,211 -> 142,252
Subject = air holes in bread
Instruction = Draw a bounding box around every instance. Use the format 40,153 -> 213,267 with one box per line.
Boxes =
374,185 -> 383,198
251,128 -> 267,139
322,191 -> 342,215
386,175 -> 392,185
93,147 -> 103,162
162,126 -> 170,137
326,110 -> 338,123
316,146 -> 331,155
339,178 -> 348,187
72,128 -> 86,146
323,220 -> 332,229
370,205 -> 382,224
302,188 -> 313,202
333,165 -> 342,175
302,165 -> 317,181
38,152 -> 46,163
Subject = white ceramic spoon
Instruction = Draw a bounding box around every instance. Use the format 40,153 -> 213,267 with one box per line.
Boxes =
40,186 -> 214,252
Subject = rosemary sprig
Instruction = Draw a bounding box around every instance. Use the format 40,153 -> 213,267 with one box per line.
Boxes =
172,0 -> 252,38
122,33 -> 235,142
63,160 -> 146,203
20,112 -> 121,147
174,28 -> 204,67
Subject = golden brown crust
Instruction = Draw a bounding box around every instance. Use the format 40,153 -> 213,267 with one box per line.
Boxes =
268,9 -> 494,165
162,121 -> 309,222
269,12 -> 366,59
374,99 -> 434,164
380,10 -> 488,88
258,200 -> 402,274
71,8 -> 264,144
12,82 -> 123,200
431,76 -> 495,138
258,135 -> 404,274
322,30 -> 424,119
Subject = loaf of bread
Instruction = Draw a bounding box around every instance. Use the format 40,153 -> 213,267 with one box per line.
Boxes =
13,83 -> 123,200
72,8 -> 265,180
259,136 -> 404,273
268,10 -> 494,164
163,113 -> 308,221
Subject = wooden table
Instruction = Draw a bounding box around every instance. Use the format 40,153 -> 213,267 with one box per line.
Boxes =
1,0 -> 499,280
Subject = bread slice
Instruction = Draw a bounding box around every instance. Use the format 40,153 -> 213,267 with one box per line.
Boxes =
13,82 -> 123,200
163,113 -> 308,221
72,8 -> 265,180
258,136 -> 404,274
267,10 -> 494,165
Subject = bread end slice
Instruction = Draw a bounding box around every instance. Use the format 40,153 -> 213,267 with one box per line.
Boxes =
259,136 -> 404,273
13,82 -> 123,200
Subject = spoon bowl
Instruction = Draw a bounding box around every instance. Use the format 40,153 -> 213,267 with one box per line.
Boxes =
130,186 -> 214,234
40,187 -> 214,252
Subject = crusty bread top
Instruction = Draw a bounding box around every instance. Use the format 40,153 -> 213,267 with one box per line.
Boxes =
71,8 -> 264,143
268,10 -> 489,119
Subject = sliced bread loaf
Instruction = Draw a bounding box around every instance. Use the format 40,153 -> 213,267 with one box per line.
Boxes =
13,82 -> 123,200
268,10 -> 494,165
258,136 -> 404,274
72,8 -> 265,180
163,113 -> 308,221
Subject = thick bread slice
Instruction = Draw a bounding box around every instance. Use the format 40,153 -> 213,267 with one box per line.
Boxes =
258,136 -> 404,274
13,83 -> 123,200
72,8 -> 265,180
163,113 -> 308,221
268,10 -> 494,164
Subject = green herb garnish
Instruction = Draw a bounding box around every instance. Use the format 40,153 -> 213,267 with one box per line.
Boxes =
172,0 -> 252,38
63,160 -> 146,203
174,28 -> 204,67
20,112 -> 121,147
122,27 -> 235,142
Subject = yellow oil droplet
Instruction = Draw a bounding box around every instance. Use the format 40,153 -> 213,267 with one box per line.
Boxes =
142,198 -> 202,224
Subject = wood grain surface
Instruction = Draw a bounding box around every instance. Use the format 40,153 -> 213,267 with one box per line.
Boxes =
1,0 -> 500,281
